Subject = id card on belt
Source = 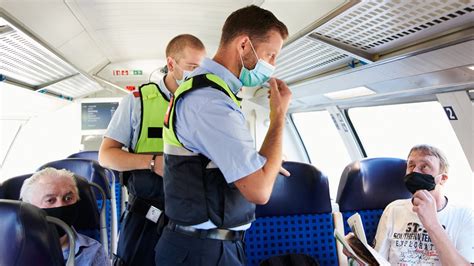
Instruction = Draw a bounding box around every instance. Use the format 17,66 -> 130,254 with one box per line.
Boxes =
145,205 -> 162,223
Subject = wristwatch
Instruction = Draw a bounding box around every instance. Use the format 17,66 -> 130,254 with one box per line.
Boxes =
150,154 -> 158,172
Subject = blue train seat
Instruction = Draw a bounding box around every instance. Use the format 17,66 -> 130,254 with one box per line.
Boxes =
38,158 -> 114,253
1,173 -> 101,245
0,199 -> 72,266
68,151 -> 122,220
245,161 -> 337,266
67,151 -> 121,254
0,173 -> 33,200
67,151 -> 100,161
336,157 -> 411,244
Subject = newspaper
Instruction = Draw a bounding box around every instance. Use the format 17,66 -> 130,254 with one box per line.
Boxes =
334,213 -> 390,266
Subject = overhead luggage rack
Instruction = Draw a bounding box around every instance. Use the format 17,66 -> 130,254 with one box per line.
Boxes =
274,0 -> 474,84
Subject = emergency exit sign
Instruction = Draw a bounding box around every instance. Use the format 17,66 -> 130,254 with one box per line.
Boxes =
113,70 -> 143,76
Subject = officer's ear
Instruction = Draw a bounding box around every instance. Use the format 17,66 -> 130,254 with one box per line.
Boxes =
235,35 -> 250,54
166,56 -> 175,72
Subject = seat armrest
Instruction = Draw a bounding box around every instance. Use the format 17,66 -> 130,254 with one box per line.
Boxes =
333,211 -> 348,266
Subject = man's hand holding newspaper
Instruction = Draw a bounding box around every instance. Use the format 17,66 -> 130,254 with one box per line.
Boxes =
334,213 -> 390,266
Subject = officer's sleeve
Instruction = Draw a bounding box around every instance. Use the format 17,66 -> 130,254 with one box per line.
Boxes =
175,89 -> 266,184
104,93 -> 134,147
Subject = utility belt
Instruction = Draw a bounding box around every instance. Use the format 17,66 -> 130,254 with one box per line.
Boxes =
167,221 -> 246,241
127,194 -> 163,223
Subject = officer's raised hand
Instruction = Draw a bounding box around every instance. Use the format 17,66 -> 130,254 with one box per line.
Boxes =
268,78 -> 292,122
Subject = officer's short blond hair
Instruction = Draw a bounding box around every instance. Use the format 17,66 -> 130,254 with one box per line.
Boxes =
165,34 -> 205,61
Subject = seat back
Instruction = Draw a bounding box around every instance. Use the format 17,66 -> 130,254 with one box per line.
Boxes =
245,161 -> 337,266
67,151 -> 100,161
336,157 -> 411,244
39,158 -> 111,199
68,151 -> 122,219
0,199 -> 65,266
65,152 -> 120,253
0,173 -> 33,200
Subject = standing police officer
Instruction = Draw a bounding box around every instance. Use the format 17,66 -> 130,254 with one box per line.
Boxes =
157,5 -> 290,266
99,34 -> 206,266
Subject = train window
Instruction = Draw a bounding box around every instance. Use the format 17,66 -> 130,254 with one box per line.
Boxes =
292,111 -> 352,199
348,101 -> 472,207
0,120 -> 23,170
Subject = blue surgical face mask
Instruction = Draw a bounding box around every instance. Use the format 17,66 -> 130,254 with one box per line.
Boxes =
239,40 -> 275,88
175,70 -> 192,86
173,60 -> 192,86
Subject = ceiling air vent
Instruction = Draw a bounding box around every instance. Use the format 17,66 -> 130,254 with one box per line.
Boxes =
274,0 -> 473,85
40,74 -> 102,99
313,0 -> 473,53
0,26 -> 77,86
274,37 -> 352,84
0,14 -> 103,100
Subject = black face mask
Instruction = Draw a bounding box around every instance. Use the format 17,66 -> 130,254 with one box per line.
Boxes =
42,202 -> 79,237
404,172 -> 437,194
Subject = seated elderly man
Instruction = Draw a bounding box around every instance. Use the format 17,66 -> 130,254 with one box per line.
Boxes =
374,144 -> 473,265
20,167 -> 110,266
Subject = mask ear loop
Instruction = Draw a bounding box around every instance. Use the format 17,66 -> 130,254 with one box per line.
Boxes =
238,47 -> 246,69
248,39 -> 259,59
171,58 -> 184,82
239,38 -> 259,70
436,172 -> 448,186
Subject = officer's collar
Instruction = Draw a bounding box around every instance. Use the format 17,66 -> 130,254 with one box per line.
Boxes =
158,75 -> 173,100
199,58 -> 242,94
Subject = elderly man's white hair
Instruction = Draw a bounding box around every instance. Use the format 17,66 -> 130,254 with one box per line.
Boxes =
20,167 -> 80,203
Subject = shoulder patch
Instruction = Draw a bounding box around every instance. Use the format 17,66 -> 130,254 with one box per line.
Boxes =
133,91 -> 141,97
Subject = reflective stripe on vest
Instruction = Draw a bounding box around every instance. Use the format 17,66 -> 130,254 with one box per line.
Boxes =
163,73 -> 241,148
135,83 -> 169,153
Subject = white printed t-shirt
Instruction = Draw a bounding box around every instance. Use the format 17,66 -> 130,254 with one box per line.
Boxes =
374,198 -> 474,265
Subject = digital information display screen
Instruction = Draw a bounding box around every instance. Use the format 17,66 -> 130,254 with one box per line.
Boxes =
81,102 -> 119,130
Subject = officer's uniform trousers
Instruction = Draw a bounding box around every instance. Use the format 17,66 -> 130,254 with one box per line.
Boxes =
155,226 -> 246,266
115,170 -> 166,266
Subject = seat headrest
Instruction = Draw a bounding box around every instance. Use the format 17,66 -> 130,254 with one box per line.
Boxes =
336,157 -> 412,212
68,151 -> 120,183
39,158 -> 111,198
256,161 -> 331,217
67,151 -> 99,161
67,151 -> 120,182
0,174 -> 100,234
0,199 -> 64,266
0,174 -> 33,200
73,175 -> 101,232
